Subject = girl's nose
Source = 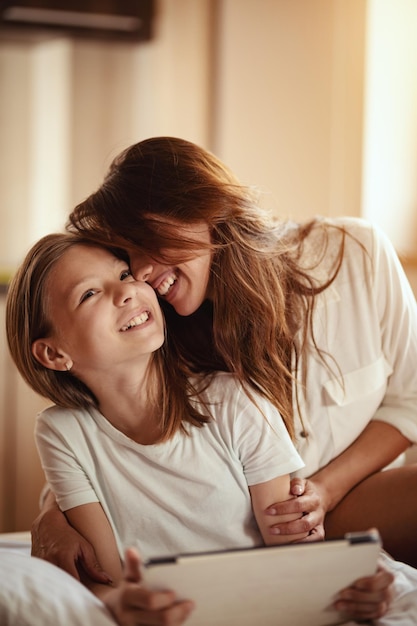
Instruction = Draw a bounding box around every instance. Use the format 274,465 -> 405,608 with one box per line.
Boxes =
117,279 -> 146,306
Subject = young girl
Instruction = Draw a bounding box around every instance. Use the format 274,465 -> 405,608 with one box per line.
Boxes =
6,233 -> 310,626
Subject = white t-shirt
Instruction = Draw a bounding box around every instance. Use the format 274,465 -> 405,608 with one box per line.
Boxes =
293,217 -> 417,475
35,373 -> 304,561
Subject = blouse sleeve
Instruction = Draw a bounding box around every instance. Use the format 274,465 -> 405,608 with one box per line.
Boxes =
371,224 -> 417,441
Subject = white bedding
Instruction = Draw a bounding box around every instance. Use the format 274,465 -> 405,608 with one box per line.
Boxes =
0,532 -> 115,626
1,533 -> 417,626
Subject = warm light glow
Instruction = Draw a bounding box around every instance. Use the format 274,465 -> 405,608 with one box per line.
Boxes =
362,0 -> 417,255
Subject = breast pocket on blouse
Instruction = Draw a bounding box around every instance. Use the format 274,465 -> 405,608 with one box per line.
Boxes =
323,355 -> 393,456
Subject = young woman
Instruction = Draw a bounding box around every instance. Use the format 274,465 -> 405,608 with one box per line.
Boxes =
6,233 -> 315,625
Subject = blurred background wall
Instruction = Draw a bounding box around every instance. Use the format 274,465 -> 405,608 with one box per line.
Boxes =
1,0 -> 417,531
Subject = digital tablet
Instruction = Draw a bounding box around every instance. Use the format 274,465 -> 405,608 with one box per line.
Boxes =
143,530 -> 381,626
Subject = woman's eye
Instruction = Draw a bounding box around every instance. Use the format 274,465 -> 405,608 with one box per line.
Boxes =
120,269 -> 132,281
80,289 -> 95,303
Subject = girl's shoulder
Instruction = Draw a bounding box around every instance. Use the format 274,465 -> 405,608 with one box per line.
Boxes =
191,372 -> 264,414
35,404 -> 92,435
192,372 -> 273,419
191,371 -> 242,403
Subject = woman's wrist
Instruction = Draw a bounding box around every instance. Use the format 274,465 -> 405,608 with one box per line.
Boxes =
307,473 -> 338,514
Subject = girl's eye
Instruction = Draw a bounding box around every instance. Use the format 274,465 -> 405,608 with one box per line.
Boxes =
80,289 -> 96,304
120,268 -> 132,281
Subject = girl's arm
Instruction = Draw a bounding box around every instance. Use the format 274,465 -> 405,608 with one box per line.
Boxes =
249,474 -> 310,544
31,488 -> 111,583
64,502 -> 123,587
64,502 -> 194,626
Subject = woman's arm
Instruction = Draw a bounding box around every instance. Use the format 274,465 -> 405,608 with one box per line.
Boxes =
249,474 -> 310,544
64,502 -> 194,626
275,222 -> 417,537
31,487 -> 111,583
302,420 -> 410,515
258,423 -> 403,622
264,420 -> 410,536
251,474 -> 394,622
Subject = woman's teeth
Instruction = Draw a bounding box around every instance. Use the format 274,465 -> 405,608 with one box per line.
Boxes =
121,311 -> 149,331
157,274 -> 177,296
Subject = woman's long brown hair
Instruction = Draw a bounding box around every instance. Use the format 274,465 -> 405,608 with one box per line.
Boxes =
68,137 -> 349,440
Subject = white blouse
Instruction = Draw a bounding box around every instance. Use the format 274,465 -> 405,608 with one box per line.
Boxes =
292,217 -> 417,476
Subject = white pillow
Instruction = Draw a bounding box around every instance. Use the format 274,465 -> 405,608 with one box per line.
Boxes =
0,550 -> 115,626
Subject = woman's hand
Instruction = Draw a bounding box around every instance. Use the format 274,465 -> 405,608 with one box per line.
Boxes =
333,561 -> 394,621
105,548 -> 195,626
31,504 -> 111,583
264,477 -> 326,541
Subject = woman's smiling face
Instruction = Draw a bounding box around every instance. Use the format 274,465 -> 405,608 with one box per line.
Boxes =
129,222 -> 212,317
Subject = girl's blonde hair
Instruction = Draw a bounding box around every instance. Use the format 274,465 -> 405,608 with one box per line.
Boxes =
6,232 -> 210,442
68,137 -> 348,440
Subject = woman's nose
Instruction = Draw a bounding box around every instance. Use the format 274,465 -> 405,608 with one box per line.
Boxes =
132,262 -> 154,282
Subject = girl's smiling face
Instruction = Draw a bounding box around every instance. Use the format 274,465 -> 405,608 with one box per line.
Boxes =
129,222 -> 212,317
34,244 -> 165,379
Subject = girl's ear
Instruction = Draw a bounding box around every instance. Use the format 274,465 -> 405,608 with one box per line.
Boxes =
32,339 -> 72,372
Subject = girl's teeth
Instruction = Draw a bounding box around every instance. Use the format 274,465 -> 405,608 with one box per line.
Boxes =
121,312 -> 149,331
158,275 -> 177,296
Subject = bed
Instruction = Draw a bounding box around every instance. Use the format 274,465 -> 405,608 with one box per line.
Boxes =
0,531 -> 115,626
